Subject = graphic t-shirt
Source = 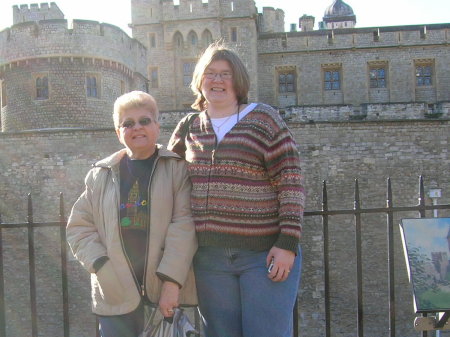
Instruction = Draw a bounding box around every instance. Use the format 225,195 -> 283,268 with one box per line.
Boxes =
119,151 -> 157,284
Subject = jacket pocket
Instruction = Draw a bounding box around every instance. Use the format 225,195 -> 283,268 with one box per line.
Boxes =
94,260 -> 125,305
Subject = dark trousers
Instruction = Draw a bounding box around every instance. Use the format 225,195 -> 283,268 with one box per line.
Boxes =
97,303 -> 144,337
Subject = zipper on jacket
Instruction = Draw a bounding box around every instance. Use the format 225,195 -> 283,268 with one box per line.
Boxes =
141,156 -> 159,301
113,166 -> 145,300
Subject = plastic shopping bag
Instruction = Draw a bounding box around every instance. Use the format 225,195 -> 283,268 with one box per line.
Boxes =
139,306 -> 197,337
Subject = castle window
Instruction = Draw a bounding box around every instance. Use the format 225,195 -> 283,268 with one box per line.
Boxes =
324,69 -> 341,90
369,67 -> 387,88
86,75 -> 100,98
183,62 -> 196,87
1,80 -> 6,108
173,32 -> 184,49
373,29 -> 380,42
231,27 -> 237,42
35,76 -> 49,100
279,71 -> 295,93
415,63 -> 433,87
149,33 -> 156,48
202,30 -> 213,47
188,31 -> 198,46
150,68 -> 159,89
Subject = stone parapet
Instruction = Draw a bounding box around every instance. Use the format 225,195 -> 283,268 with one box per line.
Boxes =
132,0 -> 257,26
283,102 -> 450,122
0,19 -> 147,76
257,24 -> 450,54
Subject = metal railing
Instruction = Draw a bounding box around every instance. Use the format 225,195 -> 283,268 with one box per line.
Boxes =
302,176 -> 450,337
1,176 -> 449,337
0,193 -> 69,337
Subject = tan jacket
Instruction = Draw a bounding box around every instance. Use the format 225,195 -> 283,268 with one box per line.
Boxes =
67,146 -> 197,316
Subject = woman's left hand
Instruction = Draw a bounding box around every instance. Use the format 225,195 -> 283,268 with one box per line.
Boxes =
266,247 -> 295,282
159,281 -> 180,317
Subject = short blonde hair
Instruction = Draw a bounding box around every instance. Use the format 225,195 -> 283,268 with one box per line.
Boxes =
190,42 -> 250,111
113,91 -> 159,129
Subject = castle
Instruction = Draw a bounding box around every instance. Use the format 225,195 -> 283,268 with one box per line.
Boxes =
1,0 -> 449,131
0,1 -> 449,336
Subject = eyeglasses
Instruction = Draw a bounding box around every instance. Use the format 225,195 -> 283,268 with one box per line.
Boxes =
120,117 -> 153,129
203,71 -> 233,80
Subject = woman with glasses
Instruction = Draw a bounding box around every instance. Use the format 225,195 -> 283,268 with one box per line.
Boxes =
168,43 -> 305,337
67,91 -> 197,337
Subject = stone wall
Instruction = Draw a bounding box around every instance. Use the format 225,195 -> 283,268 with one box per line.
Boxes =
132,17 -> 258,111
131,0 -> 257,25
0,58 -> 140,131
284,102 -> 450,122
1,114 -> 449,336
13,3 -> 65,24
0,20 -> 146,73
257,24 -> 450,107
0,19 -> 148,131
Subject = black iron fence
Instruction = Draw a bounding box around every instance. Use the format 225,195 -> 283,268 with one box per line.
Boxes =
0,176 -> 449,337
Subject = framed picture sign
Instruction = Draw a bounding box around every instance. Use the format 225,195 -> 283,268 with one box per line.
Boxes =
400,218 -> 450,313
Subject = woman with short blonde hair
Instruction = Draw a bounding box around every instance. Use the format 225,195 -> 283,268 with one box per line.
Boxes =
68,91 -> 197,337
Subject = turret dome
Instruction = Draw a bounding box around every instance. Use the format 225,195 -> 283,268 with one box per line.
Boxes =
321,0 -> 356,29
324,0 -> 355,19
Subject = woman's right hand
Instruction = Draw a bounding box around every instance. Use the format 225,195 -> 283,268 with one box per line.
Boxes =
159,281 -> 180,317
266,246 -> 295,282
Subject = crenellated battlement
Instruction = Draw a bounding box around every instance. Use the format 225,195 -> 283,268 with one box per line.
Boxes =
258,7 -> 285,33
13,2 -> 64,25
131,0 -> 257,26
257,24 -> 450,54
0,19 -> 147,76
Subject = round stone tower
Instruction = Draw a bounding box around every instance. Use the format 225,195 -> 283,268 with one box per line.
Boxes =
321,0 -> 356,29
0,3 -> 148,132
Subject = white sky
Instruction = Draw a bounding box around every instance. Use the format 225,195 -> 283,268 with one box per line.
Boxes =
0,0 -> 449,35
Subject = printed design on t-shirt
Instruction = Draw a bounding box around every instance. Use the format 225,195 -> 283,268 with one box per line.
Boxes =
120,180 -> 148,229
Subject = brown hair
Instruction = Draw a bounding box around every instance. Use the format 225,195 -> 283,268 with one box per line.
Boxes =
113,91 -> 159,129
190,42 -> 250,111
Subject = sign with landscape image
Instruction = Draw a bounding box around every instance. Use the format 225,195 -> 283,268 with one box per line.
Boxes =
400,218 -> 450,313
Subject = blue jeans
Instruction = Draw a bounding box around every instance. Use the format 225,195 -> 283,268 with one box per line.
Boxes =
193,246 -> 302,337
97,303 -> 144,337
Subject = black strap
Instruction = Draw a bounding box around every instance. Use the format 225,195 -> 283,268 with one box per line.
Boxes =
178,113 -> 198,158
181,113 -> 199,138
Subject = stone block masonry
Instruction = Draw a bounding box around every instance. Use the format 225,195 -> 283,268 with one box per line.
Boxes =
0,116 -> 449,336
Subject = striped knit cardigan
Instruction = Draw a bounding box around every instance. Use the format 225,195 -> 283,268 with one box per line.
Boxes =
168,103 -> 305,253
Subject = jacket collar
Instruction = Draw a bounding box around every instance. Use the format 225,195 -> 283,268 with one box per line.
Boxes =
93,144 -> 181,169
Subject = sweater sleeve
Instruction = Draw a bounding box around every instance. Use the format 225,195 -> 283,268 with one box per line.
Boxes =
264,119 -> 305,252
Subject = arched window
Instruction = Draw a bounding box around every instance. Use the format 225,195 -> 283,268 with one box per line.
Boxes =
202,29 -> 213,47
188,31 -> 198,46
173,32 -> 184,49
